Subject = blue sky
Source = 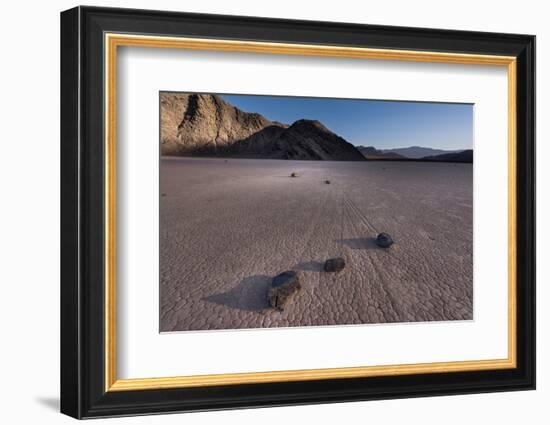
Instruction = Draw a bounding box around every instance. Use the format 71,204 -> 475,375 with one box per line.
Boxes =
221,94 -> 473,151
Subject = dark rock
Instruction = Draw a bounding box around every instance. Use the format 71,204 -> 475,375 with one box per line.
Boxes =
290,172 -> 299,177
324,257 -> 346,272
325,180 -> 331,184
267,271 -> 302,311
161,193 -> 167,197
376,232 -> 394,248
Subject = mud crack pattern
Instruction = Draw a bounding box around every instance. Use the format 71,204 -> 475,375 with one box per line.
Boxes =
160,158 -> 473,331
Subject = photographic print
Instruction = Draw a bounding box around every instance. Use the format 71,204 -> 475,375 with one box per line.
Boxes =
159,92 -> 473,332
61,9 -> 535,417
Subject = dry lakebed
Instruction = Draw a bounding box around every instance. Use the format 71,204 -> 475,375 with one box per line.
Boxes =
160,157 -> 473,332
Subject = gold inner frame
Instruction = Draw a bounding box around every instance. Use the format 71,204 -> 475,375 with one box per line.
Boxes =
104,33 -> 517,392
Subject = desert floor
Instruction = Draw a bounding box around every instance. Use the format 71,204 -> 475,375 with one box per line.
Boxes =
160,157 -> 473,332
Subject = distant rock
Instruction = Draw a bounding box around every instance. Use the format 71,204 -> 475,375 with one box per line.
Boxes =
160,93 -> 366,161
324,257 -> 346,272
290,172 -> 299,177
325,180 -> 331,184
376,233 -> 394,248
267,271 -> 302,311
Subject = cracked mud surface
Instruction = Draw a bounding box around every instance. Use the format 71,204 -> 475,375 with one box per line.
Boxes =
160,157 -> 473,332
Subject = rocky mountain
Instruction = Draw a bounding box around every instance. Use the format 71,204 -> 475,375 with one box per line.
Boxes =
357,146 -> 404,160
160,93 -> 365,161
160,93 -> 278,155
422,149 -> 473,163
239,119 -> 366,161
381,146 -> 462,159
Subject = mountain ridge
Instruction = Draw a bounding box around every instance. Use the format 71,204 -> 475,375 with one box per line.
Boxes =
422,149 -> 473,163
380,146 -> 463,159
357,145 -> 471,162
356,146 -> 405,159
160,93 -> 365,161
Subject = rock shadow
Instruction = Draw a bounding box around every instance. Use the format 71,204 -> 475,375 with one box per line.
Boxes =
337,237 -> 380,250
203,274 -> 271,312
293,260 -> 324,272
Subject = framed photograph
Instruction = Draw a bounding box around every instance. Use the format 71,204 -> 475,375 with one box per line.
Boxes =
60,6 -> 535,419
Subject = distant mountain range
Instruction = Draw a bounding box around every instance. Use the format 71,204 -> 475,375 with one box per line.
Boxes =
356,146 -> 405,159
160,93 -> 472,163
357,145 -> 472,163
380,146 -> 463,159
422,150 -> 473,163
161,93 -> 365,161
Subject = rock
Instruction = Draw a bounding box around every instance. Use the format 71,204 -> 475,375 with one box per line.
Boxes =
267,271 -> 301,311
325,180 -> 331,184
324,257 -> 346,272
290,172 -> 299,177
376,232 -> 393,248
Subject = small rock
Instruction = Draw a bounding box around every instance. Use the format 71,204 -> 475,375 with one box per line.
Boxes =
290,172 -> 299,177
267,271 -> 302,311
325,180 -> 331,184
324,257 -> 346,272
161,193 -> 167,197
376,232 -> 393,248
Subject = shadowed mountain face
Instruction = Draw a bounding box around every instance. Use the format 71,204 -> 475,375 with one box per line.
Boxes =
238,119 -> 366,161
160,93 -> 365,161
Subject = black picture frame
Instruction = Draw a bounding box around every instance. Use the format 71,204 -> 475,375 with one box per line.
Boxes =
61,5 -> 535,419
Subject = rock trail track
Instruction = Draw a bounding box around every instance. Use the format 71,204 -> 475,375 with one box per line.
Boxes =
160,157 -> 473,332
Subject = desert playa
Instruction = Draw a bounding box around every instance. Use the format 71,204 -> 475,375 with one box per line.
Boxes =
160,157 -> 473,332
